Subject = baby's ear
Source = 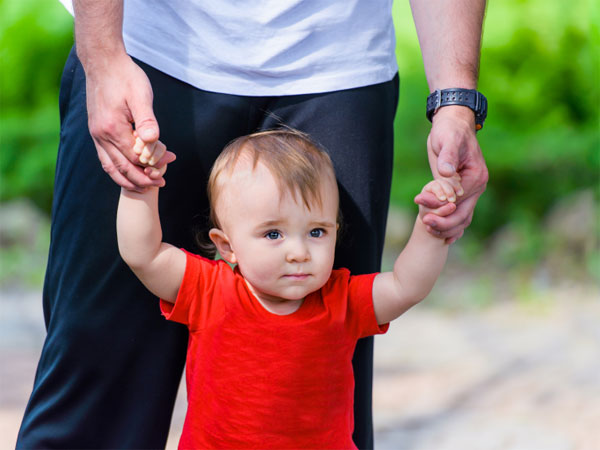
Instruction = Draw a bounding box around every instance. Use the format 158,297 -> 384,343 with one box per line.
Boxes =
208,228 -> 237,264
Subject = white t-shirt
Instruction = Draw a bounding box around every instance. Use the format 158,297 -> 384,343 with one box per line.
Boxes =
60,0 -> 397,96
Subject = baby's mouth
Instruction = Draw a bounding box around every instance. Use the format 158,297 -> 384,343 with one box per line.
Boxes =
284,273 -> 309,280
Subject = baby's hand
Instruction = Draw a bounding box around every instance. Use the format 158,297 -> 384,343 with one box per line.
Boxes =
423,174 -> 463,204
132,133 -> 175,182
133,133 -> 167,167
418,174 -> 463,225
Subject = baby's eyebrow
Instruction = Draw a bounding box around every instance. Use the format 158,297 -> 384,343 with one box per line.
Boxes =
255,220 -> 336,229
256,219 -> 284,228
310,221 -> 337,229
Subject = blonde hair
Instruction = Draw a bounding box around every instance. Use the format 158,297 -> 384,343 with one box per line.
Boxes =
207,129 -> 338,230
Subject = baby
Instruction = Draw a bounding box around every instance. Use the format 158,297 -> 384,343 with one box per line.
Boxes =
117,129 -> 462,448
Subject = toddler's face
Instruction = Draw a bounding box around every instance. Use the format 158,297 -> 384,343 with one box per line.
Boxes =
213,158 -> 338,310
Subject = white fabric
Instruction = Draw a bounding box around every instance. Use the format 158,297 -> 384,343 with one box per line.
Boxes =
59,0 -> 397,96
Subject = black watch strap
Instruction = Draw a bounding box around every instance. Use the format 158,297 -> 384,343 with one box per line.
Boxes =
426,88 -> 488,130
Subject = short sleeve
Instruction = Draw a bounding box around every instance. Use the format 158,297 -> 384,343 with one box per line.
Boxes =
159,250 -> 226,330
346,272 -> 389,339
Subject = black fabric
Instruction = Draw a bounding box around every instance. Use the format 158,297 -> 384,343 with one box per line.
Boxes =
17,47 -> 398,449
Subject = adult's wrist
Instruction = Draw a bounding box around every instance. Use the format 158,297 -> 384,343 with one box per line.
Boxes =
427,88 -> 487,130
431,105 -> 476,129
77,45 -> 129,78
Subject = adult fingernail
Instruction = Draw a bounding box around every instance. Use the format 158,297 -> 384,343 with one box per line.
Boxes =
140,129 -> 155,141
442,163 -> 455,173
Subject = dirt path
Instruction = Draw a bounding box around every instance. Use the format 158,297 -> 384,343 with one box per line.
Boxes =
372,292 -> 600,450
2,286 -> 599,449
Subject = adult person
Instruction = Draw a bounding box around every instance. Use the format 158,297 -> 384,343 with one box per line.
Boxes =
17,0 -> 488,448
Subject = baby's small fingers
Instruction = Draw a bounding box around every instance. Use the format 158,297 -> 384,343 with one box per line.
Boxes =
147,141 -> 167,166
133,136 -> 145,156
153,150 -> 177,170
139,141 -> 157,165
139,141 -> 154,164
423,181 -> 447,202
437,179 -> 458,203
445,175 -> 464,197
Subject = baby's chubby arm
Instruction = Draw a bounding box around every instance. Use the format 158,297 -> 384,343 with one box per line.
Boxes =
116,137 -> 186,302
372,175 -> 462,325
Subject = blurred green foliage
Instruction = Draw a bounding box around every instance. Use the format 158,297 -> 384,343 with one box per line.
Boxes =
1,0 -> 598,280
1,0 -> 73,211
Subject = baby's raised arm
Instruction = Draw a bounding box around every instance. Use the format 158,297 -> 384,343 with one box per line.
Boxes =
372,175 -> 463,325
116,138 -> 186,302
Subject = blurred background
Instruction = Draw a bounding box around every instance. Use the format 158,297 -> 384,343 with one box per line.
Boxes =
1,0 -> 598,448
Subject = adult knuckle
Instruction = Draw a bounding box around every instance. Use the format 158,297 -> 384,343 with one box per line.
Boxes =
88,119 -> 104,138
114,160 -> 130,175
91,119 -> 118,140
104,120 -> 120,137
101,162 -> 116,176
479,166 -> 490,186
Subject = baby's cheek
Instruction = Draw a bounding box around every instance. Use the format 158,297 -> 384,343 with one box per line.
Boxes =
245,262 -> 277,285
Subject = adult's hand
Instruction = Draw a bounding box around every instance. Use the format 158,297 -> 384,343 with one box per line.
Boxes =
73,0 -> 174,192
414,106 -> 488,244
84,53 -> 174,191
409,0 -> 487,243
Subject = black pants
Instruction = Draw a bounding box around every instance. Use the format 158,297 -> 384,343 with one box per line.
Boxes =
17,47 -> 398,449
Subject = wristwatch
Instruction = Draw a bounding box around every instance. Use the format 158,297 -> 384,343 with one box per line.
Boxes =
426,88 -> 488,130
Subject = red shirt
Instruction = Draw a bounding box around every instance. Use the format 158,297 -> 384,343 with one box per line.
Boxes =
161,251 -> 388,449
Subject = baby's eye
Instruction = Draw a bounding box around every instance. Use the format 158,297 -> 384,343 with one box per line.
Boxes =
265,230 -> 281,240
309,228 -> 324,238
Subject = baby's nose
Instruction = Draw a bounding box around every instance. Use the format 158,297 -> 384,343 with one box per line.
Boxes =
286,239 -> 310,262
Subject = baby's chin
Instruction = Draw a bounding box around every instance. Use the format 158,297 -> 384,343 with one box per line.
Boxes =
262,287 -> 314,303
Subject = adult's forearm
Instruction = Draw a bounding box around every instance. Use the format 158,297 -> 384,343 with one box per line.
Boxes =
73,0 -> 126,72
410,0 -> 486,91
